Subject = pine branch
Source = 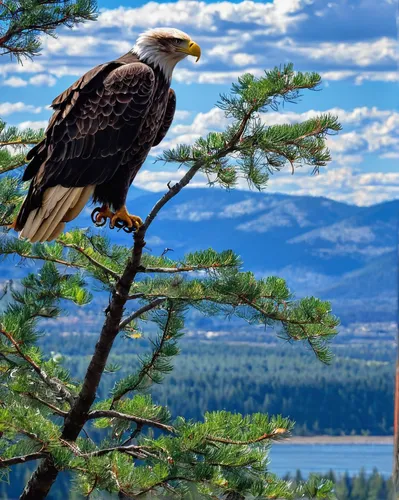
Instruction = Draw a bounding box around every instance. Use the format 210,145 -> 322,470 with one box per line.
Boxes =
0,140 -> 40,147
0,247 -> 84,269
0,452 -> 47,468
87,410 -> 174,433
22,392 -> 68,417
73,444 -> 145,460
206,428 -> 287,446
0,329 -> 74,405
118,298 -> 166,330
120,423 -> 143,447
0,0 -> 98,60
57,241 -> 120,280
113,303 -> 175,404
0,157 -> 27,175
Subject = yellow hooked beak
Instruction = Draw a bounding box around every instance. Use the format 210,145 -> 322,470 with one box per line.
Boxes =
179,40 -> 201,62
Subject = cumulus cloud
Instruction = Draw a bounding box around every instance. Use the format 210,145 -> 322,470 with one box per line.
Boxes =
2,77 -> 27,88
89,1 -> 308,35
0,102 -> 42,116
174,67 -> 264,84
18,120 -> 49,131
0,0 -> 395,88
322,70 -> 399,84
0,61 -> 46,79
134,169 -> 208,192
276,37 -> 396,67
159,104 -> 399,163
29,74 -> 57,87
265,167 -> 399,206
0,0 -> 398,86
174,110 -> 192,121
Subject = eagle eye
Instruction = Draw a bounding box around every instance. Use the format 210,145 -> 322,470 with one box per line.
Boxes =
173,38 -> 183,45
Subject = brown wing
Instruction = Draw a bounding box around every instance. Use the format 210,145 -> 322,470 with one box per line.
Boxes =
24,61 -> 123,178
152,88 -> 176,147
23,61 -> 155,190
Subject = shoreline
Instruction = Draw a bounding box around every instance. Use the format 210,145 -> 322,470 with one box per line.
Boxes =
277,436 -> 393,445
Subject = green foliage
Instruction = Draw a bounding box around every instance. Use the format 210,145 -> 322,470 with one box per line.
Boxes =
0,66 -> 341,498
159,64 -> 342,190
0,119 -> 45,226
0,0 -> 98,60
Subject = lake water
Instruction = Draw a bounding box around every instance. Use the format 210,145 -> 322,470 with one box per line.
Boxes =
270,444 -> 393,478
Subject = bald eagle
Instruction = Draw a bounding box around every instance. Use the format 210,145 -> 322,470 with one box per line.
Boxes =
13,28 -> 201,242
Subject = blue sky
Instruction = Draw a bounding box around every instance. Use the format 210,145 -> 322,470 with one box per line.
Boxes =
0,0 -> 397,206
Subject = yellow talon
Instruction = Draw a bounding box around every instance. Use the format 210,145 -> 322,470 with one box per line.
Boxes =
110,206 -> 143,230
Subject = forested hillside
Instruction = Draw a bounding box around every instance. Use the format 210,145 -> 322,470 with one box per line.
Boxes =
39,335 -> 395,437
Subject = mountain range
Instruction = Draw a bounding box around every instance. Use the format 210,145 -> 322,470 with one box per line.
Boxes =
81,186 -> 397,327
4,187 -> 398,328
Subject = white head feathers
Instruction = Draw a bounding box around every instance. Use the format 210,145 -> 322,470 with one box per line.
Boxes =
132,27 -> 194,80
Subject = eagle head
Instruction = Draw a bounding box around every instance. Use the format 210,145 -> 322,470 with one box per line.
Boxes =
132,27 -> 201,80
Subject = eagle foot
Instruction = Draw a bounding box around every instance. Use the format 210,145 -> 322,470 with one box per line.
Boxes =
91,205 -> 114,227
110,206 -> 143,233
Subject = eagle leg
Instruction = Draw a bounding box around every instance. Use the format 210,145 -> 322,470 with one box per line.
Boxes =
91,205 -> 114,227
110,206 -> 142,232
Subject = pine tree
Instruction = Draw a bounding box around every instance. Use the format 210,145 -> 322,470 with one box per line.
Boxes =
335,472 -> 350,500
351,468 -> 368,500
0,62 -> 341,499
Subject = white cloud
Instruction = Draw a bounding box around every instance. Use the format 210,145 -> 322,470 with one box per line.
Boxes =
133,164 -> 399,208
265,167 -> 399,206
0,102 -> 42,116
90,1 -> 308,34
362,114 -> 399,152
18,120 -> 48,131
277,37 -> 396,67
260,106 -> 392,126
261,106 -> 399,158
2,77 -> 27,88
171,108 -> 227,136
146,235 -> 165,246
327,132 -> 367,154
161,105 -> 398,164
174,110 -> 192,121
48,65 -> 92,78
134,168 -> 208,192
232,53 -> 258,66
322,70 -> 399,84
155,107 -> 229,151
1,1 -> 394,90
380,152 -> 399,159
0,60 -> 45,77
1,69 -> 57,88
29,74 -> 57,87
41,35 -> 100,56
174,67 -> 263,84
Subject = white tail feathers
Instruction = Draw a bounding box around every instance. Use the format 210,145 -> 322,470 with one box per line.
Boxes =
19,185 -> 95,242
